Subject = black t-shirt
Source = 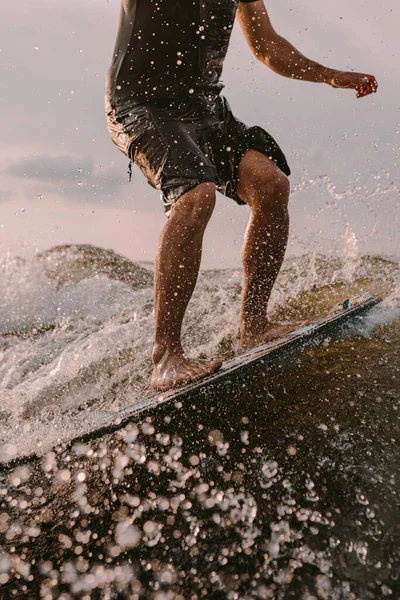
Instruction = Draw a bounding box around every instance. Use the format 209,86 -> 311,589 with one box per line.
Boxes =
106,0 -> 258,112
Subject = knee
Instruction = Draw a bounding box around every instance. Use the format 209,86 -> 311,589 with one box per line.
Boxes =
174,182 -> 216,228
247,167 -> 290,213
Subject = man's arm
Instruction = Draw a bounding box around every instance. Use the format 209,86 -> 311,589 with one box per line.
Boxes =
236,0 -> 378,98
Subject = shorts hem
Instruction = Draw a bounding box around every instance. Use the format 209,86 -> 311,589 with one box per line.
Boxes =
163,176 -> 218,216
228,125 -> 291,205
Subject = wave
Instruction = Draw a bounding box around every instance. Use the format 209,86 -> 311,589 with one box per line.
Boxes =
0,244 -> 399,460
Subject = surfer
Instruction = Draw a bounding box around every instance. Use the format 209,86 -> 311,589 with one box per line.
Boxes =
106,0 -> 377,391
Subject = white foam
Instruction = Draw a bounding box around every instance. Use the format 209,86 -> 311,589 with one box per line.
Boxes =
0,248 -> 399,460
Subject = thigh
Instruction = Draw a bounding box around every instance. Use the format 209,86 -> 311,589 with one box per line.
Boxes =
107,105 -> 217,214
236,149 -> 290,204
210,97 -> 291,205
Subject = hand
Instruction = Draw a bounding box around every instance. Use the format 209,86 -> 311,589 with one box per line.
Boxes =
330,71 -> 378,98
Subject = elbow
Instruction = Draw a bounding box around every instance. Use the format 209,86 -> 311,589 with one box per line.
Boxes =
254,50 -> 278,72
251,38 -> 284,69
250,45 -> 270,65
254,52 -> 266,65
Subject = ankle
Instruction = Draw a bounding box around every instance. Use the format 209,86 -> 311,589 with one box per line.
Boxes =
152,341 -> 183,365
240,323 -> 268,346
240,320 -> 260,338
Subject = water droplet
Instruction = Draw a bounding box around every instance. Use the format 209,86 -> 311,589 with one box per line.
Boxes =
115,521 -> 141,549
261,460 -> 278,479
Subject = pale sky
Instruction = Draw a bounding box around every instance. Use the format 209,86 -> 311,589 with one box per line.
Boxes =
1,0 -> 399,267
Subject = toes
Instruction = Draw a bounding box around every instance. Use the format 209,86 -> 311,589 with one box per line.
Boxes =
210,359 -> 222,372
194,359 -> 222,376
152,356 -> 223,391
198,358 -> 222,371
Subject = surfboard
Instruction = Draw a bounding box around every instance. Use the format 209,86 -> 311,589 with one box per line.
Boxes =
0,291 -> 381,471
80,292 -> 381,444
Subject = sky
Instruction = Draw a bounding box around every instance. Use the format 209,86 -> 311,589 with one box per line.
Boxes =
0,0 -> 399,268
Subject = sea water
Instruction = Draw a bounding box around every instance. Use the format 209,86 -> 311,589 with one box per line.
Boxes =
0,176 -> 399,598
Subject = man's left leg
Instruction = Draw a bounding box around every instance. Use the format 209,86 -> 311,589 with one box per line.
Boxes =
237,149 -> 305,349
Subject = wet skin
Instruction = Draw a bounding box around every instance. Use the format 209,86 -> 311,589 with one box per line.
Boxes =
151,352 -> 222,392
240,320 -> 309,351
152,151 -> 300,392
330,71 -> 378,98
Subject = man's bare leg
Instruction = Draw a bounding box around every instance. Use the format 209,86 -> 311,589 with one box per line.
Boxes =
152,183 -> 222,391
237,150 -> 306,349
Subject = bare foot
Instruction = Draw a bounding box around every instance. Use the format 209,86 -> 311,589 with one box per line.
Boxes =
152,351 -> 222,392
241,321 -> 309,350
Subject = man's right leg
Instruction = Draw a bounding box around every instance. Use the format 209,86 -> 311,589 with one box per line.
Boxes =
152,182 -> 222,391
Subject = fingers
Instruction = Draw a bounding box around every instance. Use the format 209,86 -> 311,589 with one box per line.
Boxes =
355,75 -> 378,98
332,72 -> 378,98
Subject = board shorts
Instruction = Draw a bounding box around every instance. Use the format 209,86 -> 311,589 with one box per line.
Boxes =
106,93 -> 290,216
